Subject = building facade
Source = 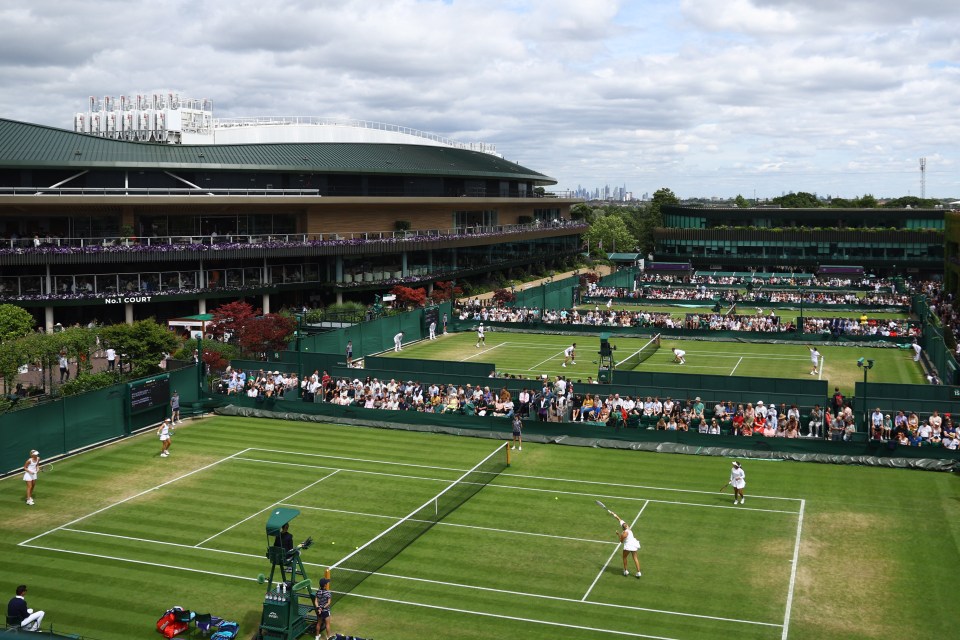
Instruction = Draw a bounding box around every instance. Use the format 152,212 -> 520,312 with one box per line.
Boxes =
0,118 -> 583,329
655,204 -> 944,276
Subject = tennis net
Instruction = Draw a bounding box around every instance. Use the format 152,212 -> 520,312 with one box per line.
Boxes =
615,333 -> 661,370
327,443 -> 509,604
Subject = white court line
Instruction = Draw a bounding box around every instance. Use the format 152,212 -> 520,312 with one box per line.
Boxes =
729,357 -> 743,376
678,351 -> 809,360
283,503 -> 616,545
782,499 -> 806,639
56,525 -> 777,628
342,590 -> 684,640
19,543 -> 259,583
235,456 -> 449,485
582,501 -> 648,601
818,357 -> 825,380
194,469 -> 339,547
19,448 -> 251,547
529,349 -> 567,370
243,447 -> 804,502
461,341 -> 506,361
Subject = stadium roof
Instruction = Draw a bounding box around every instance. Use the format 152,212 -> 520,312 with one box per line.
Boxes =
0,118 -> 556,183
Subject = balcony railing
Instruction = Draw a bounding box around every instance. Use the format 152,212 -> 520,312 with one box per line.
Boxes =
0,220 -> 586,253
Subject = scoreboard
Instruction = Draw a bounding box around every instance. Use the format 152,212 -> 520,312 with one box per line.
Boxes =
129,374 -> 170,414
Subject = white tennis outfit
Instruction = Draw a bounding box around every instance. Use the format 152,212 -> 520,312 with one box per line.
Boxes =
730,466 -> 746,490
621,524 -> 641,552
23,458 -> 38,482
810,348 -> 820,366
158,423 -> 171,441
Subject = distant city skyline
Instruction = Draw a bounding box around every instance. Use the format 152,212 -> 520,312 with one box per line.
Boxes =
1,1 -> 959,199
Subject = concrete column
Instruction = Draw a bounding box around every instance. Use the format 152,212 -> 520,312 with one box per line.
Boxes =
262,293 -> 271,315
45,306 -> 54,333
198,298 -> 207,314
336,291 -> 343,304
125,303 -> 134,325
45,264 -> 52,296
452,248 -> 458,269
428,249 -> 433,272
335,256 -> 344,283
401,251 -> 408,277
427,281 -> 434,295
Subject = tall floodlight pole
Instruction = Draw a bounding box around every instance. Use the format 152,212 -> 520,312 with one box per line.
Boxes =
920,158 -> 927,200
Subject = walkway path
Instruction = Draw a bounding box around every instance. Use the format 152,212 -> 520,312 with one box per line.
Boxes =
456,264 -> 611,304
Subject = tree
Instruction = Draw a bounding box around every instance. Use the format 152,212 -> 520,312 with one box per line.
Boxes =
238,314 -> 297,356
734,194 -> 749,208
430,280 -> 463,303
100,320 -> 181,377
584,214 -> 635,256
0,304 -> 35,344
492,288 -> 516,306
771,192 -> 821,208
853,194 -> 878,208
651,187 -> 680,208
390,285 -> 427,308
208,301 -> 259,341
570,203 -> 598,224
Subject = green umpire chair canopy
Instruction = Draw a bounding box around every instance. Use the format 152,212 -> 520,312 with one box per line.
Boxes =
266,508 -> 301,536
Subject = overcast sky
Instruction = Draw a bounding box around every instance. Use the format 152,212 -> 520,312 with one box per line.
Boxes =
1,0 -> 959,199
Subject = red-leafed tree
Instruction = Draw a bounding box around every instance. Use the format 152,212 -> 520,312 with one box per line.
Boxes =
430,280 -> 463,303
492,288 -> 516,306
390,285 -> 427,308
208,300 -> 259,341
238,314 -> 297,355
579,272 -> 601,287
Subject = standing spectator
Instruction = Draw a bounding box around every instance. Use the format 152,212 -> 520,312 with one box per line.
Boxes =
393,331 -> 404,352
106,346 -> 117,371
170,391 -> 181,424
831,387 -> 844,416
345,340 -> 353,366
58,352 -> 69,383
442,313 -> 448,334
912,339 -> 922,362
7,585 -> 44,631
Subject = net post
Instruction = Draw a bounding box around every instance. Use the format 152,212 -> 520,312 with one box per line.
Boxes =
505,440 -> 511,465
324,567 -> 330,587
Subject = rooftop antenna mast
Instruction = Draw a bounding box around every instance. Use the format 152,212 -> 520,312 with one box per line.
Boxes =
920,157 -> 927,199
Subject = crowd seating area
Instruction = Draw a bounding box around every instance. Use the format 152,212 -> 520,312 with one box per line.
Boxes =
213,367 -> 959,450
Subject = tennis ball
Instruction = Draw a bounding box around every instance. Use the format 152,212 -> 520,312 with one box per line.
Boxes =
331,541 -> 335,545
554,496 -> 558,500
355,546 -> 359,550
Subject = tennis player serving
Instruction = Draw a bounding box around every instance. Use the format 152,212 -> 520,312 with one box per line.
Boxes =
599,504 -> 641,577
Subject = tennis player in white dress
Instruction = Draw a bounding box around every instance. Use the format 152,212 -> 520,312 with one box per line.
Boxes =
729,461 -> 746,504
609,509 -> 641,577
23,450 -> 40,505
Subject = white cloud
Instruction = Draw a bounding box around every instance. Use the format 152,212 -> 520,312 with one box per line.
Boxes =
0,0 -> 959,197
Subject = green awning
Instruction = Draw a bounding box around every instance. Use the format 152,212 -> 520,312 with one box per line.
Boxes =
265,507 -> 300,536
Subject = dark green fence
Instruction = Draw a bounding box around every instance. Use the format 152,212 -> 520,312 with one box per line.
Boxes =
597,267 -> 639,289
363,356 -> 496,378
509,276 -> 576,310
2,365 -> 202,475
854,381 -> 960,419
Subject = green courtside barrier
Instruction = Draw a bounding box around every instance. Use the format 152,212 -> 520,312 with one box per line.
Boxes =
597,267 -> 639,289
2,364 -> 206,475
363,356 -> 496,378
216,400 -> 960,469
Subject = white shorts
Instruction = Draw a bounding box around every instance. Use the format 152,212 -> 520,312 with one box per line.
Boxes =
23,472 -> 37,482
623,541 -> 641,552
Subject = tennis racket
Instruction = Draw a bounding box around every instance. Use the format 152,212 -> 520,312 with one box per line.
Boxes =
594,500 -> 614,516
40,464 -> 52,473
719,483 -> 729,493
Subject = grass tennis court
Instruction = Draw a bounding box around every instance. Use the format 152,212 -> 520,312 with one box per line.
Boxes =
3,417 -> 958,639
386,331 -> 926,394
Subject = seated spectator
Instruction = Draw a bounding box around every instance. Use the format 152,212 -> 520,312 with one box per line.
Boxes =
655,416 -> 667,430
709,419 -> 721,435
698,419 -> 709,434
785,417 -> 799,438
808,405 -> 823,438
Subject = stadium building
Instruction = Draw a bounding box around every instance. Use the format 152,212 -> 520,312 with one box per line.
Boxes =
0,111 -> 583,330
655,204 -> 944,276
